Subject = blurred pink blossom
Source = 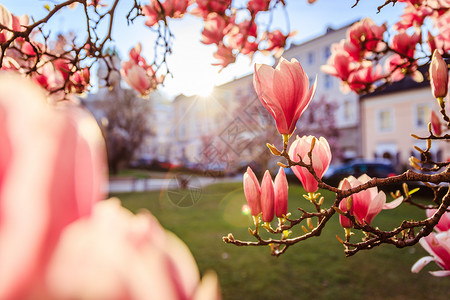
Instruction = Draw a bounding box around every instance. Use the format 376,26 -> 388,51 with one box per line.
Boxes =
0,73 -> 107,300
121,43 -> 163,95
0,74 -> 221,300
46,199 -> 221,300
201,13 -> 228,45
247,0 -> 270,13
212,44 -> 236,69
390,30 -> 421,58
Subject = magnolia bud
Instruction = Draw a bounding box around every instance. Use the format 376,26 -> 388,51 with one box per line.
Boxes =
430,110 -> 442,136
261,171 -> 275,223
430,50 -> 449,99
274,167 -> 288,218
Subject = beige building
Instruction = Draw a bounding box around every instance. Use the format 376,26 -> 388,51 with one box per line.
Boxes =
172,93 -> 235,171
361,78 -> 450,171
171,23 -> 362,173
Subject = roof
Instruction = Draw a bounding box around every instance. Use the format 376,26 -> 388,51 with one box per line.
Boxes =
361,64 -> 430,99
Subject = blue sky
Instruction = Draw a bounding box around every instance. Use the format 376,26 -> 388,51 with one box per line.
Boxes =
2,0 -> 404,98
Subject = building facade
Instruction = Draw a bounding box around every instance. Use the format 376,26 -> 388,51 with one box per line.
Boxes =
361,79 -> 450,171
171,23 -> 362,173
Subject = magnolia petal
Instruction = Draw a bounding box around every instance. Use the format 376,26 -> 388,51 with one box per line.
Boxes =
383,196 -> 403,210
193,271 -> 222,300
365,191 -> 386,224
411,256 -> 434,273
429,270 -> 450,277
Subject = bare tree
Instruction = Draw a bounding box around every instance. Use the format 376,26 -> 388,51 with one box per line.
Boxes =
97,87 -> 152,174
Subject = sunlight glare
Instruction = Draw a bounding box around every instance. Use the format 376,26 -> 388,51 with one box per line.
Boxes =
196,82 -> 214,97
241,204 -> 250,215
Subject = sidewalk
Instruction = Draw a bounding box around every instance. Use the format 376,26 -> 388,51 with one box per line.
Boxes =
108,174 -> 242,193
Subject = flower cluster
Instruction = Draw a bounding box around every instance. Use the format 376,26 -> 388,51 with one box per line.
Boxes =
243,167 -> 288,223
322,1 -> 450,95
142,0 -> 189,27
0,4 -> 91,98
142,0 -> 293,69
227,49 -> 450,277
121,43 -> 164,96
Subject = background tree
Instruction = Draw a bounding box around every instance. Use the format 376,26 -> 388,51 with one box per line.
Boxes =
96,87 -> 152,174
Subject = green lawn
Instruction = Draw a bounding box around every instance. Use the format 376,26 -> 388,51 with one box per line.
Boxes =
113,182 -> 449,300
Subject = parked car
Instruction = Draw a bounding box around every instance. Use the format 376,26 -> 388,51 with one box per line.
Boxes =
323,159 -> 397,189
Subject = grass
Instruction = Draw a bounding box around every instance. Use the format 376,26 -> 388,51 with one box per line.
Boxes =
111,168 -> 170,179
113,182 -> 450,300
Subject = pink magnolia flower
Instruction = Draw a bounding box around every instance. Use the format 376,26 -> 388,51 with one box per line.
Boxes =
394,4 -> 433,30
390,30 -> 421,58
247,0 -> 270,13
338,174 -> 403,225
201,13 -> 228,45
0,4 -> 13,43
274,168 -> 288,218
191,0 -> 232,18
338,180 -> 353,228
142,0 -> 163,27
67,67 -> 90,94
0,74 -> 221,299
288,136 -> 331,193
253,57 -> 317,135
0,74 -> 107,300
243,167 -> 261,216
321,49 -> 357,82
163,0 -> 189,18
412,231 -> 450,277
429,49 -> 449,99
431,110 -> 443,136
264,30 -> 294,57
347,18 -> 386,53
261,170 -> 275,223
121,44 -> 162,95
347,63 -> 383,93
426,209 -> 450,232
384,54 -> 422,83
121,62 -> 153,95
46,199 -> 222,299
212,44 -> 236,69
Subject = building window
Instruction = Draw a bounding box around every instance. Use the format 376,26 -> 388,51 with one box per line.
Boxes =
324,74 -> 333,89
377,109 -> 394,132
307,51 -> 315,65
324,46 -> 331,60
343,99 -> 354,121
415,104 -> 430,128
